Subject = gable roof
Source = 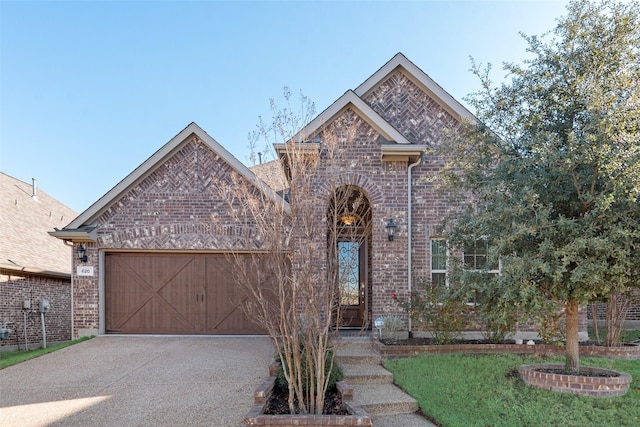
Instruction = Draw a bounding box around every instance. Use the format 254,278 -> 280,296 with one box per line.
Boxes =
0,173 -> 77,277
292,90 -> 414,145
355,52 -> 476,121
52,122 -> 289,241
276,52 -> 476,161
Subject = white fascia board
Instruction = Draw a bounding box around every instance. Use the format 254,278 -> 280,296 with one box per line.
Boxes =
354,52 -> 477,122
48,228 -> 98,242
66,123 -> 289,230
380,144 -> 427,162
380,144 -> 428,155
274,142 -> 320,157
295,90 -> 412,145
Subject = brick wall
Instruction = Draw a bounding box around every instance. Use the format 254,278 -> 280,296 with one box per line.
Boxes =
587,301 -> 640,321
296,110 -> 412,326
68,66 -> 592,339
360,68 -> 589,337
362,70 -> 462,325
70,135 -> 265,337
0,269 -> 71,349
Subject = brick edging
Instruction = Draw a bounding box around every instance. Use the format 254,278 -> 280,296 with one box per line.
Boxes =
243,364 -> 373,426
373,339 -> 640,360
519,364 -> 632,397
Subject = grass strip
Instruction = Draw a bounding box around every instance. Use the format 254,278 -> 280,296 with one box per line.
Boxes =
385,353 -> 640,427
0,336 -> 93,370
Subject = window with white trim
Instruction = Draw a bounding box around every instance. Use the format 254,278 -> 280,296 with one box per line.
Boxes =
430,239 -> 448,287
463,239 -> 500,275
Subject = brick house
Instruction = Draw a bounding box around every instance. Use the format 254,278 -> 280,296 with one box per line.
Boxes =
1,173 -> 76,349
51,53 -> 587,338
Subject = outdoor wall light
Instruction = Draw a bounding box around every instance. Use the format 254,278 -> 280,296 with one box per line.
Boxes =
77,244 -> 88,263
340,214 -> 358,226
386,218 -> 397,241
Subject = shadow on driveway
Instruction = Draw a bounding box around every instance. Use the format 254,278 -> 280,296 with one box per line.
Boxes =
0,336 -> 274,426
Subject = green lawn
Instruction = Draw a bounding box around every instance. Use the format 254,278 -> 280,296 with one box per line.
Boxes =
385,353 -> 640,427
0,336 -> 93,370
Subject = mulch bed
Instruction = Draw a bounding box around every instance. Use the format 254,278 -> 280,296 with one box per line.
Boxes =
263,385 -> 349,415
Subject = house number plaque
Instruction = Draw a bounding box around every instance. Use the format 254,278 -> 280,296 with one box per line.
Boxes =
77,266 -> 94,276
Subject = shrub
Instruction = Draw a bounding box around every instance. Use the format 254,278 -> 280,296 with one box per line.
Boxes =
477,307 -> 518,343
535,309 -> 566,344
379,314 -> 404,332
393,280 -> 470,344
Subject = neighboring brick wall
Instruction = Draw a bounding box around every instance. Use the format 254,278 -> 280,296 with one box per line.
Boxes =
0,269 -> 71,349
71,135 -> 265,336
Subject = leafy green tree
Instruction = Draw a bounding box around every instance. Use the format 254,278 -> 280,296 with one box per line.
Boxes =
441,0 -> 640,373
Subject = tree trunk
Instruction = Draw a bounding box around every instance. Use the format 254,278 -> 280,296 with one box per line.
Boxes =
565,299 -> 580,374
590,303 -> 600,344
606,291 -> 630,347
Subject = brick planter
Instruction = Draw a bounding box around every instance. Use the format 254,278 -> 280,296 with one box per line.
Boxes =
244,363 -> 373,426
519,364 -> 632,397
373,339 -> 640,360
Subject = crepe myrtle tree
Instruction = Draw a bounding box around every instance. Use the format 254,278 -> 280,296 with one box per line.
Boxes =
214,87 -> 368,414
439,0 -> 640,373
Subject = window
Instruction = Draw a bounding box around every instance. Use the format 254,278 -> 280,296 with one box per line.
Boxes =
430,238 -> 500,294
463,239 -> 499,274
431,239 -> 448,287
338,240 -> 360,306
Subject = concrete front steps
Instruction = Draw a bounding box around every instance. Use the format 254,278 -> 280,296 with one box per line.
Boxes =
335,336 -> 436,426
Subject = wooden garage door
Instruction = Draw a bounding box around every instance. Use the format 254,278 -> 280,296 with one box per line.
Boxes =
104,253 -> 265,334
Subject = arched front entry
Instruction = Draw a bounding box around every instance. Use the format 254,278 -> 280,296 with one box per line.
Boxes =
329,185 -> 372,329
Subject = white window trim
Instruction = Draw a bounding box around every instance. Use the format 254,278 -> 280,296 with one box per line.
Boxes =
430,238 -> 449,287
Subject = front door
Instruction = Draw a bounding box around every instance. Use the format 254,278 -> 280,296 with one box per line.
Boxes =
338,239 -> 367,328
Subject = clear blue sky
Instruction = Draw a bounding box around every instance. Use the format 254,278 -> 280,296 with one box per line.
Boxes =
1,0 -> 571,213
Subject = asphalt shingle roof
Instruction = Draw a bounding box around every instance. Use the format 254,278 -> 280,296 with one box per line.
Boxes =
0,173 -> 77,275
250,159 -> 288,193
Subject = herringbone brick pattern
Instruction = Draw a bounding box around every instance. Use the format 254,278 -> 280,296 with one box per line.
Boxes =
73,135 -> 267,334
363,70 -> 461,146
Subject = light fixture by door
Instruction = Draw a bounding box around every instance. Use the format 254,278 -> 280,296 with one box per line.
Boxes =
386,219 -> 397,241
340,214 -> 358,225
77,244 -> 88,263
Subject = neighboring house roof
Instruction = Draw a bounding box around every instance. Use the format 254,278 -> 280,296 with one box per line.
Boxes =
0,173 -> 77,277
52,122 -> 289,241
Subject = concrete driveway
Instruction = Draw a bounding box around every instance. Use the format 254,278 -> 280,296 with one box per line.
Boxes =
0,336 -> 274,427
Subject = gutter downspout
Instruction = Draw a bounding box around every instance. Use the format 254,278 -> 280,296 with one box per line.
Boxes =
407,155 -> 422,337
64,240 -> 75,339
